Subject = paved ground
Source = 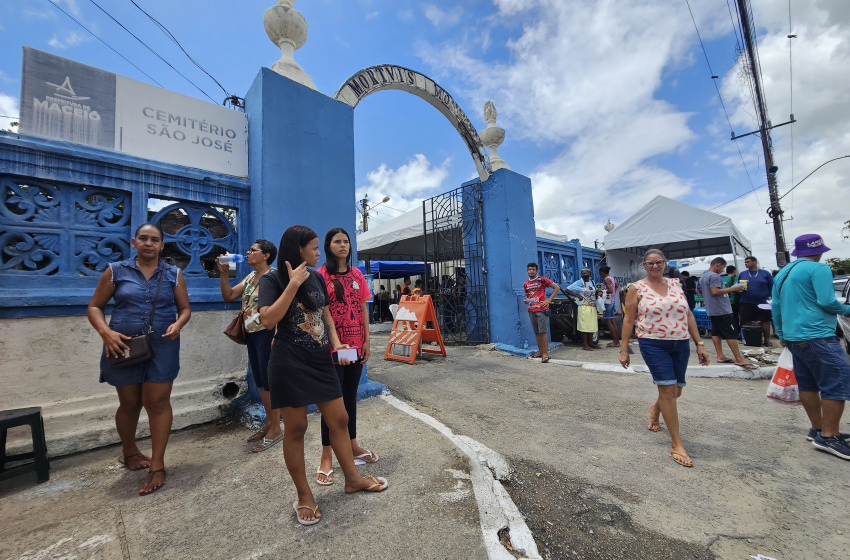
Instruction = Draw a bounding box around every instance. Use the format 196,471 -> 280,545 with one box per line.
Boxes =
2,330 -> 848,560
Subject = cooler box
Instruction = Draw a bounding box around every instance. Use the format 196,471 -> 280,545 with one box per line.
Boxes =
692,307 -> 712,330
742,325 -> 763,347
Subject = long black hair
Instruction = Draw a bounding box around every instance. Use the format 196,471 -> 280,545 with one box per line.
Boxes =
323,227 -> 352,304
276,225 -> 319,311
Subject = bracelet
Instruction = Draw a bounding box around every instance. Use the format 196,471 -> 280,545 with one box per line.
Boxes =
695,341 -> 705,345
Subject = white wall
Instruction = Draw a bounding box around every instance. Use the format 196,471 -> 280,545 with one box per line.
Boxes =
0,310 -> 247,457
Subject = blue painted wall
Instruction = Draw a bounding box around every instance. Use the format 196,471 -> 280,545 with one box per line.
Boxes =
244,68 -> 355,258
478,169 -> 539,347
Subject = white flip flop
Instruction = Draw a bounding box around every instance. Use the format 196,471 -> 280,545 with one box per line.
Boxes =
293,501 -> 321,526
315,467 -> 334,486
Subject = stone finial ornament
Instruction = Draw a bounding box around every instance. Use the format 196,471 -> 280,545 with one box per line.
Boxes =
480,101 -> 509,171
263,0 -> 316,90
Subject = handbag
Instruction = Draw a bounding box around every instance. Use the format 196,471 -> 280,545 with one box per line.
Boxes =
108,261 -> 165,368
223,308 -> 248,344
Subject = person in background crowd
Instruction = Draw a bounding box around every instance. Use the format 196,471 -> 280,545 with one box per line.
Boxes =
258,225 -> 387,526
392,284 -> 401,304
568,268 -> 600,351
522,262 -> 563,363
217,239 -> 280,452
664,263 -> 682,283
699,257 -> 755,369
680,271 -> 697,310
721,265 -> 740,335
315,228 -> 378,486
401,276 -> 412,296
599,266 -> 621,348
772,234 -> 850,461
738,256 -> 775,348
619,248 -> 709,468
87,223 -> 191,495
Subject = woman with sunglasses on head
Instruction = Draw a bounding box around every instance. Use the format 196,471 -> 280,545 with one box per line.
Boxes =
313,228 -> 377,486
87,223 -> 191,495
618,249 -> 709,468
258,225 -> 387,526
217,239 -> 280,452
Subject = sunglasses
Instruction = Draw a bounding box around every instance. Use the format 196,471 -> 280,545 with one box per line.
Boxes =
643,260 -> 665,268
246,248 -> 260,254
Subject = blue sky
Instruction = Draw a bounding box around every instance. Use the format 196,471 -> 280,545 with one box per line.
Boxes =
2,0 -> 849,264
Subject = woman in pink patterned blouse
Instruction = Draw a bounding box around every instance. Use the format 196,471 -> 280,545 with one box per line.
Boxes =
619,249 -> 709,467
314,227 -> 378,485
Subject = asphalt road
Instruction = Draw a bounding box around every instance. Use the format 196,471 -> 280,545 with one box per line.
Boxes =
367,334 -> 850,560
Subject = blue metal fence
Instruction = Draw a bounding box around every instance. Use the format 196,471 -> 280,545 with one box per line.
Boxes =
0,133 -> 249,317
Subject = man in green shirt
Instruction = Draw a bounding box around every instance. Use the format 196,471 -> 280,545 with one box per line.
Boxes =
773,234 -> 850,461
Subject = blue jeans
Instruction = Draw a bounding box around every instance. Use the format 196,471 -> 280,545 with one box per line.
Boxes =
246,329 -> 274,391
785,336 -> 850,401
638,338 -> 690,387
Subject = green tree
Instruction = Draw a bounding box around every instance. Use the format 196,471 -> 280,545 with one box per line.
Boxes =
826,257 -> 850,274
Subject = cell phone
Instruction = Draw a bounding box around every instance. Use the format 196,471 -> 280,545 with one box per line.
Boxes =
332,347 -> 359,364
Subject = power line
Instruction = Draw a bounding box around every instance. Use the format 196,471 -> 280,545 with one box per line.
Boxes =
683,0 -> 762,210
710,182 -> 767,210
779,155 -> 850,200
86,0 -> 216,102
43,0 -> 164,87
126,0 -> 230,98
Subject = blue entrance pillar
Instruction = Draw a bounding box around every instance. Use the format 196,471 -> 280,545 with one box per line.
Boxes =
237,69 -> 383,415
479,169 -> 539,348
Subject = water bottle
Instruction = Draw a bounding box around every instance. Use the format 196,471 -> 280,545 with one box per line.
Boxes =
523,338 -> 529,350
219,253 -> 245,265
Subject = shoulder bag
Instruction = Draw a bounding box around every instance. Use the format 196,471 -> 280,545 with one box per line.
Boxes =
108,261 -> 165,368
224,271 -> 254,344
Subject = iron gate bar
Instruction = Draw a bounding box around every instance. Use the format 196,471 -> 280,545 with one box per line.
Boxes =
422,183 -> 488,344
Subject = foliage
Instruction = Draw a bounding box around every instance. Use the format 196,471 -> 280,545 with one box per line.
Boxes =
826,257 -> 850,274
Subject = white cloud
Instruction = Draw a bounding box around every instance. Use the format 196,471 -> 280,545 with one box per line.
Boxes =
0,93 -> 19,132
365,11 -> 379,20
48,31 -> 89,49
50,0 -> 82,18
424,4 -> 462,28
357,154 -> 451,226
413,0 -> 850,261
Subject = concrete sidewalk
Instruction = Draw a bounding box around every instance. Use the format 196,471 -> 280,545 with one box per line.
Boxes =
0,396 -> 505,560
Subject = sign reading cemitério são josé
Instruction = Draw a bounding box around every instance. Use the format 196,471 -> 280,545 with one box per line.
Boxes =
18,47 -> 248,177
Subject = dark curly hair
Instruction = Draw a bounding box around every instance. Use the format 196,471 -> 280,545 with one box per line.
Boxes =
254,238 -> 277,266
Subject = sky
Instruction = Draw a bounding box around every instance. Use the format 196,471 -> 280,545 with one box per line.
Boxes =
1,0 -> 849,266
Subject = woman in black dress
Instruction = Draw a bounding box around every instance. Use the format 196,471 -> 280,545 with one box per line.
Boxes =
258,225 -> 387,526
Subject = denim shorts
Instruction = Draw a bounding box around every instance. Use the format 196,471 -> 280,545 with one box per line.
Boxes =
246,328 -> 275,391
638,338 -> 690,387
785,336 -> 850,400
602,302 -> 616,319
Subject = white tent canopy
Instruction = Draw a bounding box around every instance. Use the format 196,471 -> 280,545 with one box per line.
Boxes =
357,205 -> 572,261
603,196 -> 752,260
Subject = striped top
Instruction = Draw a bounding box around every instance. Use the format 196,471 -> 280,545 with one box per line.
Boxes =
635,278 -> 690,340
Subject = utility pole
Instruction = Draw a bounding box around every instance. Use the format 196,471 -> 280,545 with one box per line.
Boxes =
360,194 -> 370,273
734,0 -> 793,267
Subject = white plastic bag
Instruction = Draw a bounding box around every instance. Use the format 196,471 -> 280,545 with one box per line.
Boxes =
596,297 -> 606,312
766,347 -> 800,404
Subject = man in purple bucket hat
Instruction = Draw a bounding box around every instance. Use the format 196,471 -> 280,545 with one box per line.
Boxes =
772,233 -> 850,461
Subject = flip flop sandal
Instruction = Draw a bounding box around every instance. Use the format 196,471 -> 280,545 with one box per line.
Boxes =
670,451 -> 693,468
716,358 -> 735,364
529,352 -> 541,358
541,357 -> 550,363
251,433 -> 283,453
316,468 -> 334,485
647,408 -> 661,432
139,469 -> 166,495
353,450 -> 378,463
360,475 -> 388,492
118,452 -> 150,471
246,430 -> 267,442
736,363 -> 759,370
293,501 -> 321,526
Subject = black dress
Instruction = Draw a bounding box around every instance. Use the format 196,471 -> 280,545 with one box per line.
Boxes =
258,270 -> 342,409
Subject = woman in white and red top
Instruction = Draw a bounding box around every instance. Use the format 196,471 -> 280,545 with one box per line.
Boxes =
619,249 -> 709,468
314,227 -> 377,485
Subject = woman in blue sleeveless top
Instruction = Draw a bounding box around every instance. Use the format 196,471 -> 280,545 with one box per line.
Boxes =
87,223 -> 191,495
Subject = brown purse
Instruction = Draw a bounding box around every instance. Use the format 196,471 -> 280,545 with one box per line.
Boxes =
223,308 -> 248,344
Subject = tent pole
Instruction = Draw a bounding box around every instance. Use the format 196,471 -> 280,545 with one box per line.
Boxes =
730,236 -> 740,274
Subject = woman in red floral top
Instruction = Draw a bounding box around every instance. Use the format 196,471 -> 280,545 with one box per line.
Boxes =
619,249 -> 708,468
314,227 -> 378,485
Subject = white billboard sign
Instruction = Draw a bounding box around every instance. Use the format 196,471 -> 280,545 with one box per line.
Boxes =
19,47 -> 248,177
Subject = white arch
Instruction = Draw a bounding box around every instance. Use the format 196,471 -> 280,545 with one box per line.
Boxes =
333,64 -> 491,181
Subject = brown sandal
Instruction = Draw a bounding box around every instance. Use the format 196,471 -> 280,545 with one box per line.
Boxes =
139,469 -> 166,495
119,452 -> 150,471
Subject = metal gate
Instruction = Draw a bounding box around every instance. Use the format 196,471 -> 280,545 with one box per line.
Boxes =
423,183 -> 488,343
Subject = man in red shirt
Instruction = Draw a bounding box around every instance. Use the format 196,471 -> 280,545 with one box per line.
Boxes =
523,262 -> 561,363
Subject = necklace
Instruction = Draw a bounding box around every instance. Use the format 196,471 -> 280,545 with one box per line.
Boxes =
749,269 -> 759,278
